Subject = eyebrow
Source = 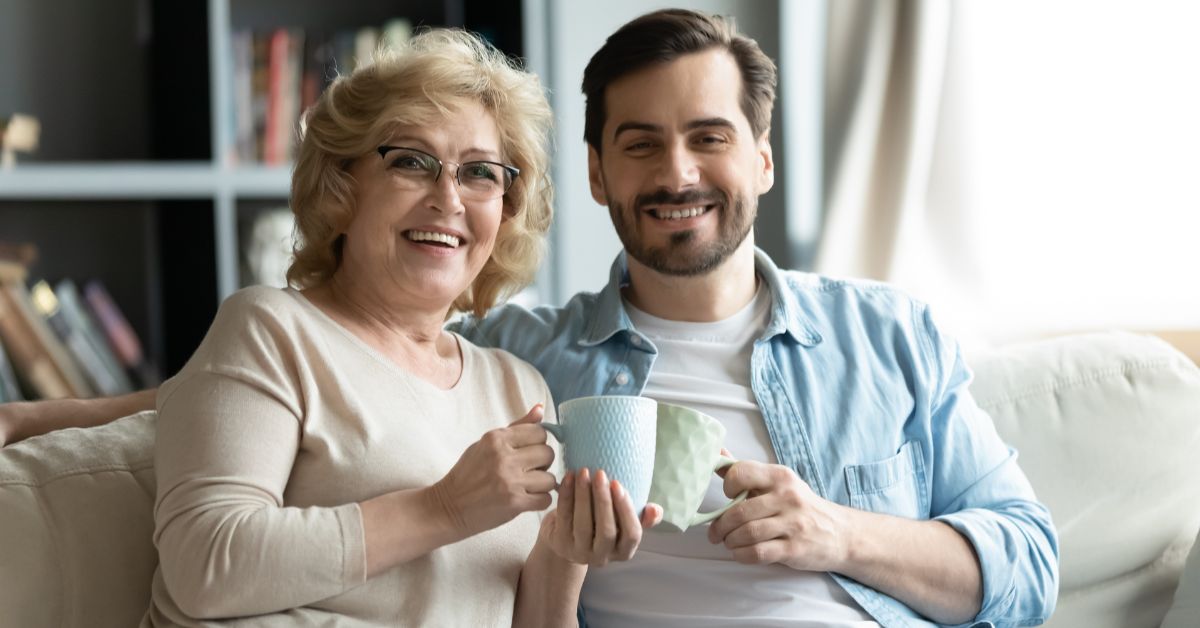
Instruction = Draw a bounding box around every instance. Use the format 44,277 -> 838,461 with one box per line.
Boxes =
612,117 -> 739,142
384,137 -> 500,161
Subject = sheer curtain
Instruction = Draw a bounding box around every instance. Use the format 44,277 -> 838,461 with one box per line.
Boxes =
813,0 -> 1200,349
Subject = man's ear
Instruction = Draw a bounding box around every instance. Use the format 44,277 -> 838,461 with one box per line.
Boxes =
588,145 -> 607,206
756,131 -> 775,195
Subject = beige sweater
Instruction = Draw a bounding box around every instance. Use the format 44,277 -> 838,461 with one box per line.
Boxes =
144,287 -> 556,627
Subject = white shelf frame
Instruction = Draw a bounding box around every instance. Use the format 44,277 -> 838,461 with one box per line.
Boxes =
0,0 -> 289,302
0,163 -> 290,199
0,0 -> 564,304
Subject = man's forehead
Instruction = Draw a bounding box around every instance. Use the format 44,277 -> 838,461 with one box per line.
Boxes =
600,49 -> 749,136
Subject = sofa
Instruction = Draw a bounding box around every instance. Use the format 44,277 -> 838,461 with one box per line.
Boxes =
2,331 -> 1199,627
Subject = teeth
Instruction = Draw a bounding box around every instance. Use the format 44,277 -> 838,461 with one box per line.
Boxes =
656,206 -> 706,220
406,230 -> 460,247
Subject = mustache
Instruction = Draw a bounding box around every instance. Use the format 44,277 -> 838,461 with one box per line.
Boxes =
634,188 -> 726,211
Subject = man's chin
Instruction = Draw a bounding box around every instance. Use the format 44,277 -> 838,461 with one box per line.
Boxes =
631,243 -> 732,277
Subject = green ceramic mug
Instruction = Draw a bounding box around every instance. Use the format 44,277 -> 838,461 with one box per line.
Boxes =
648,403 -> 748,532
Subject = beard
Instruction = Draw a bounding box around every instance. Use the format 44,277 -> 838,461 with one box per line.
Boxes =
606,184 -> 755,277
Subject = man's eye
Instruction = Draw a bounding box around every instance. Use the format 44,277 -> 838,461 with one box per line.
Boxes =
626,141 -> 655,152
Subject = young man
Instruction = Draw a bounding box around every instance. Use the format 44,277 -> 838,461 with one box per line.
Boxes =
468,10 -> 1057,627
1,9 -> 1058,627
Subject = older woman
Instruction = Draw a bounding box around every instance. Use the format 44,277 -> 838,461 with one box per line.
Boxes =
139,30 -> 649,627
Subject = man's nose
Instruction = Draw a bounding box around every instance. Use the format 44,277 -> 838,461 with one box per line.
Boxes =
654,142 -> 701,190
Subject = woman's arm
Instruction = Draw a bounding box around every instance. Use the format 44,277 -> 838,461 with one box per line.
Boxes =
361,405 -> 556,577
0,388 -> 156,447
514,469 -> 662,628
156,372 -> 557,619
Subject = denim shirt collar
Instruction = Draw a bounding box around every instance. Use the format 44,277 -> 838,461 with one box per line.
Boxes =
578,248 -> 822,348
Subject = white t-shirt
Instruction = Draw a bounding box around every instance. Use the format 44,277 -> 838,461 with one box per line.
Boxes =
579,286 -> 880,627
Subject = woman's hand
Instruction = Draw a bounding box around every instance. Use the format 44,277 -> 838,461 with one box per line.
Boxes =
538,467 -> 662,567
428,404 -> 558,537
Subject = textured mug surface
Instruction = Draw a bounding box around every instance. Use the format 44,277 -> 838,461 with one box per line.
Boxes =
545,395 -> 657,511
648,403 -> 747,532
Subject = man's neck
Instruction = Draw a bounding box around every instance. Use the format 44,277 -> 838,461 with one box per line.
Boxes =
623,237 -> 758,322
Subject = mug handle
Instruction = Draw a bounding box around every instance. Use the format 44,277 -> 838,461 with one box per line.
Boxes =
689,455 -> 748,526
542,422 -> 565,442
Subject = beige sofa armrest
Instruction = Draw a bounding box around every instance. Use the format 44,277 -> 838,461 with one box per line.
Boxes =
0,410 -> 158,627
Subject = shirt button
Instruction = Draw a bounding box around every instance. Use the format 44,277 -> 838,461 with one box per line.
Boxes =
615,372 -> 630,386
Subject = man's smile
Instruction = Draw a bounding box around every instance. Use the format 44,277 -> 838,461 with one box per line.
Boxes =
646,205 -> 716,220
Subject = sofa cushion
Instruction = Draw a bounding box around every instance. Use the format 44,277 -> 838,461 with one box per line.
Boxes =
970,331 -> 1200,628
1162,525 -> 1200,628
0,410 -> 157,627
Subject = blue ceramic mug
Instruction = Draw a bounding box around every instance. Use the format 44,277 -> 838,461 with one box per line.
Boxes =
543,395 -> 657,512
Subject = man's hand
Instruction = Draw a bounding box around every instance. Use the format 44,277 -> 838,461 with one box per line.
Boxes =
539,467 -> 662,567
707,460 -> 852,572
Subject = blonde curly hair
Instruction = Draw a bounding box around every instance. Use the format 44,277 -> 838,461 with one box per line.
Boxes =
288,29 -> 553,317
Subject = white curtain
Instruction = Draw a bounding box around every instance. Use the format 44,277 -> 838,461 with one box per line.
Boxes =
812,0 -> 1200,348
814,0 -> 951,281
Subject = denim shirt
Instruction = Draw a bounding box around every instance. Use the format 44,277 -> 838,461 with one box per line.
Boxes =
455,249 -> 1059,628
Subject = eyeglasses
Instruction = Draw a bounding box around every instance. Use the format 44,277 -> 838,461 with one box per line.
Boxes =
376,145 -> 519,201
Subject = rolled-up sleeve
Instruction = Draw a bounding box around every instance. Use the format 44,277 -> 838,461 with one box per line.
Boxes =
919,306 -> 1060,626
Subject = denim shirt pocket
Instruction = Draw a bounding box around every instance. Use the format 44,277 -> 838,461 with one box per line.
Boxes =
844,440 -> 927,519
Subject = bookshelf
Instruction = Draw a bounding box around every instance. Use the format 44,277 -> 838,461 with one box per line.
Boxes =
0,0 -> 530,377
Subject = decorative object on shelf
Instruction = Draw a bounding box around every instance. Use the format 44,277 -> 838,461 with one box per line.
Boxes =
243,208 -> 295,288
0,113 -> 41,169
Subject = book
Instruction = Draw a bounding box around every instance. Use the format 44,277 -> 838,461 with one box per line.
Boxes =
30,279 -> 133,397
55,279 -> 136,394
0,262 -> 91,399
0,336 -> 25,402
231,29 -> 256,165
264,28 -> 304,165
83,280 -> 160,389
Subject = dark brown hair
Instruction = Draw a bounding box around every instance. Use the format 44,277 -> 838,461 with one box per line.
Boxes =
581,8 -> 778,152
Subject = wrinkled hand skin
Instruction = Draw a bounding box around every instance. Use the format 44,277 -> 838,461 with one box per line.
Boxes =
430,404 -> 559,537
539,467 -> 663,567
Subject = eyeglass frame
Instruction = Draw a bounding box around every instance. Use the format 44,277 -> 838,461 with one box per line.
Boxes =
375,145 -> 520,200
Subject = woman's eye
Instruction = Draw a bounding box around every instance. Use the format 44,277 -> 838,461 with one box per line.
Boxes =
463,164 -> 499,181
392,156 -> 426,170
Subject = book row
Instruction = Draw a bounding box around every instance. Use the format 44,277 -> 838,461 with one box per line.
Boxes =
0,260 -> 159,403
228,19 -> 413,166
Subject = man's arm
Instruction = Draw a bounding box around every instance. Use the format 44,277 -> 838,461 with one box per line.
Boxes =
708,463 -> 982,624
0,388 -> 156,447
710,303 -> 1059,626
